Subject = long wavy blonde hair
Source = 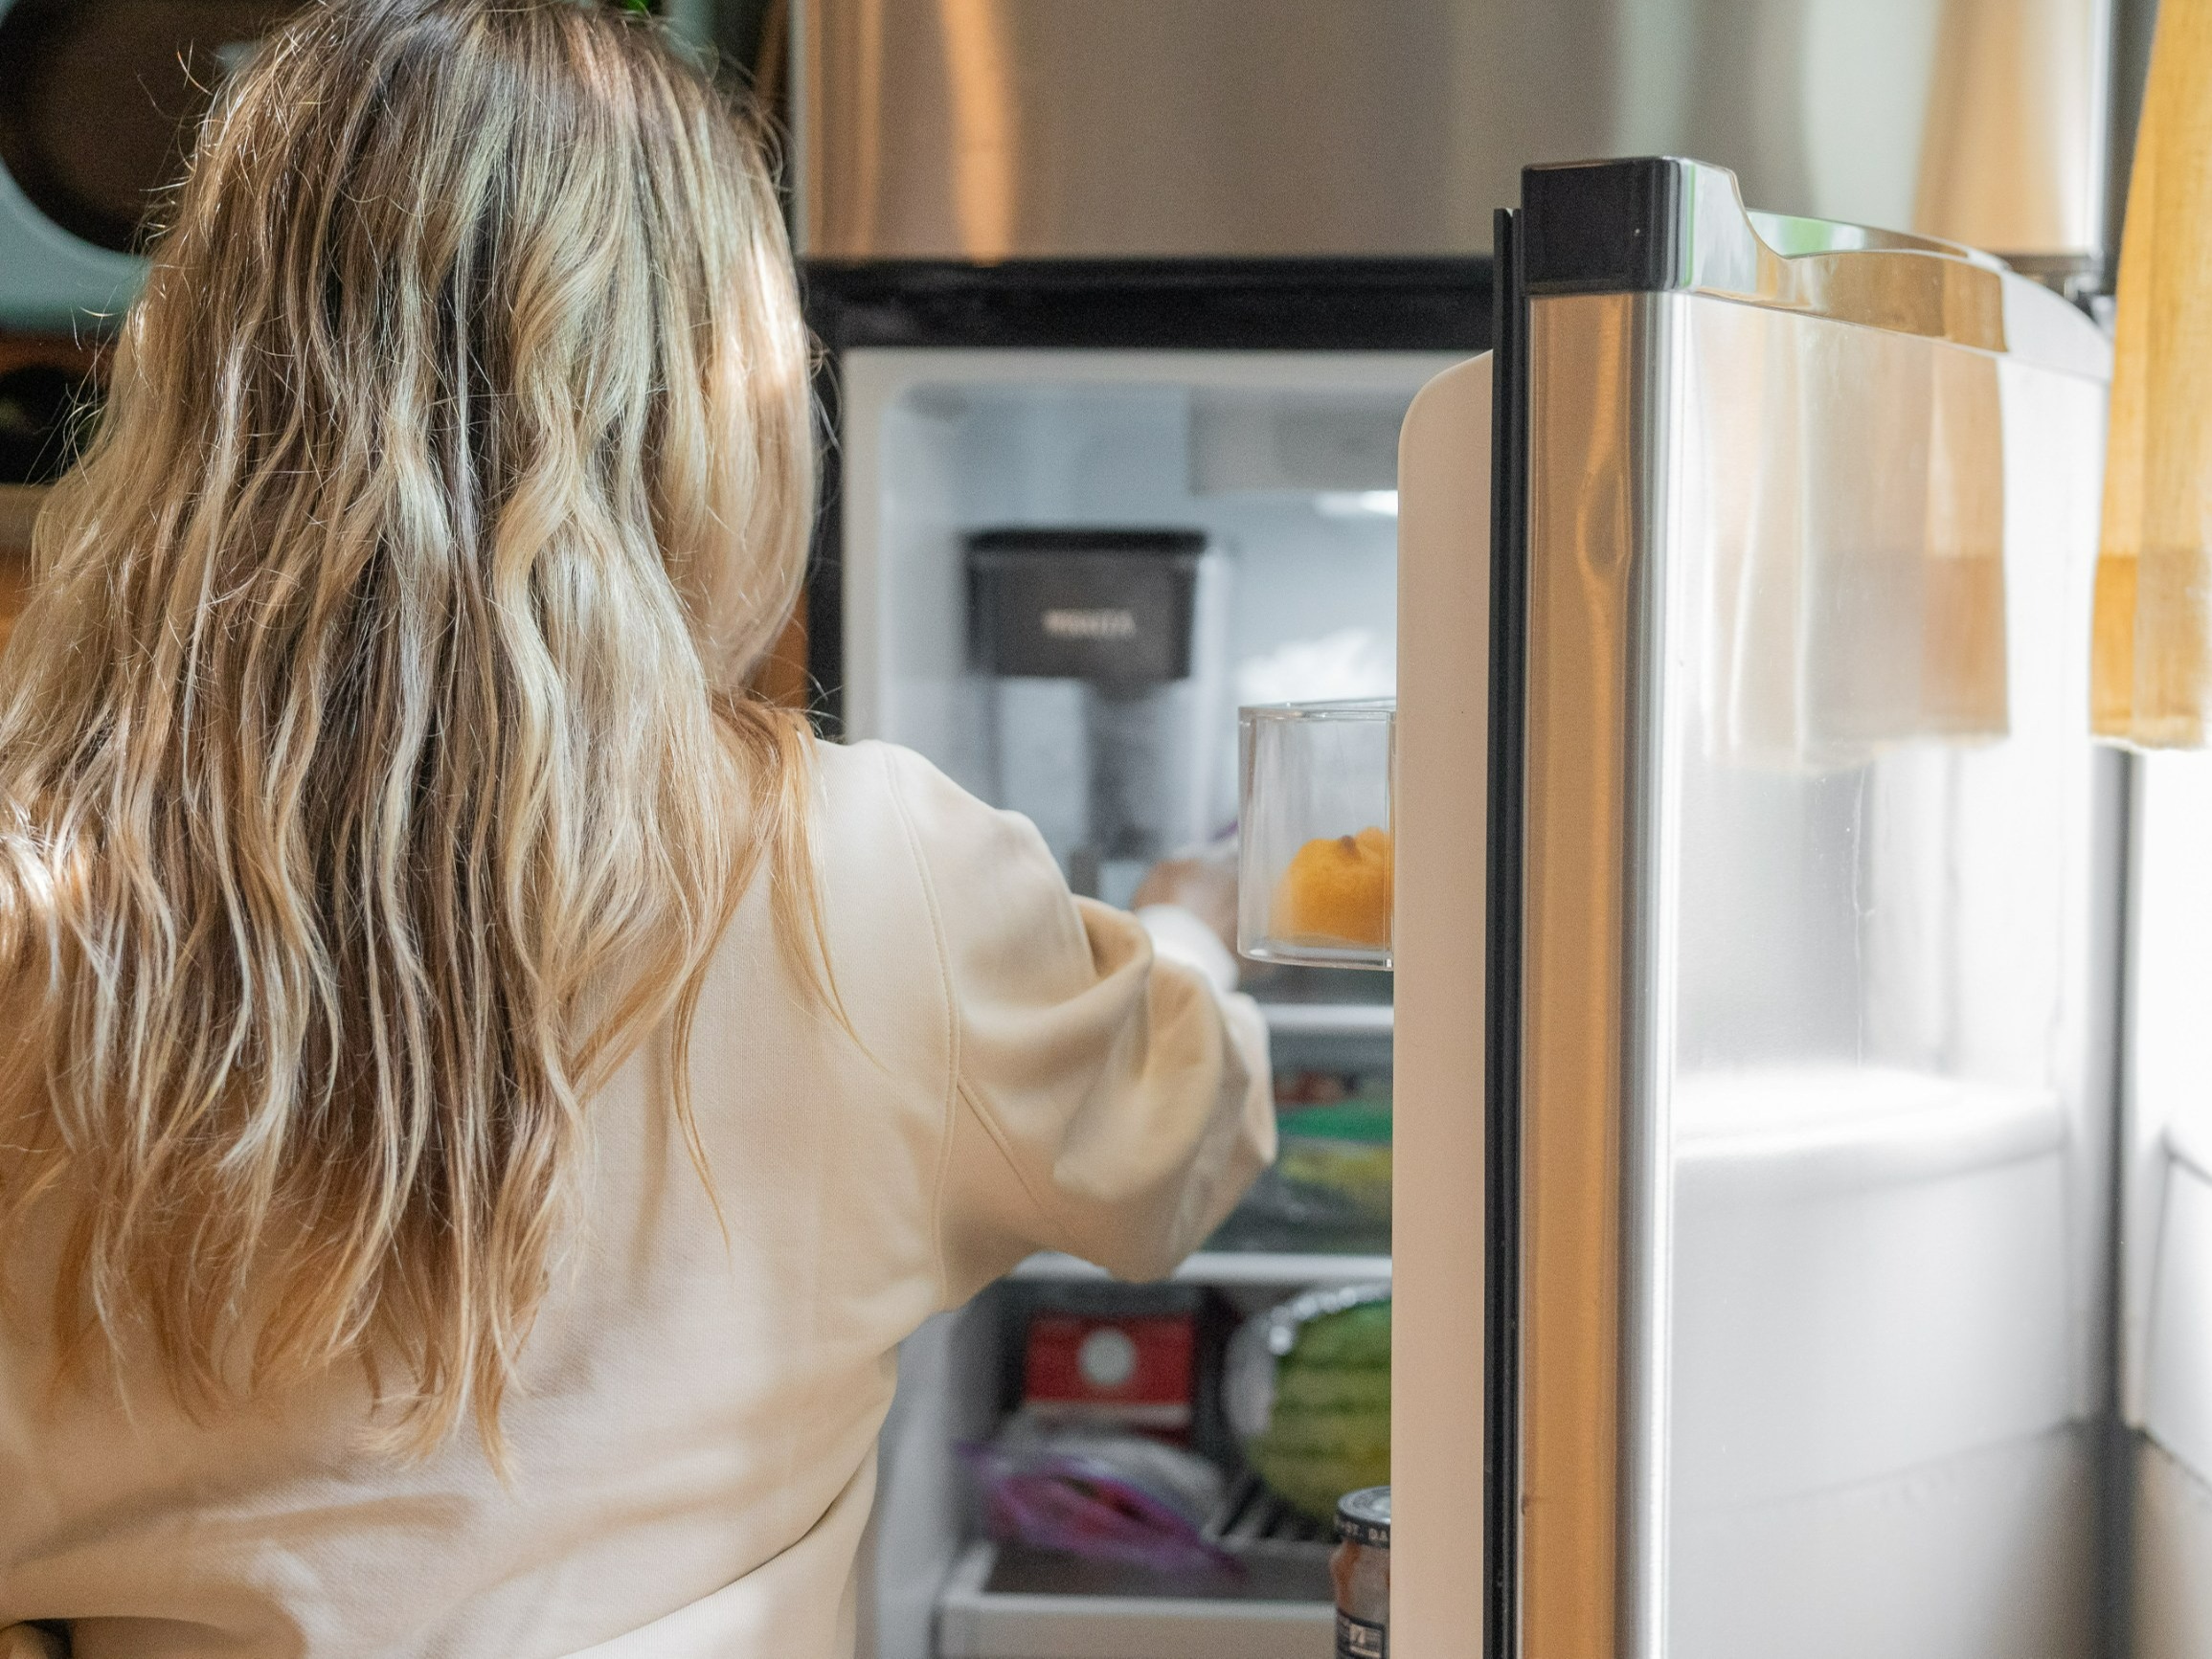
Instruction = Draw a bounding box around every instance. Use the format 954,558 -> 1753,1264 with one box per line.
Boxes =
0,0 -> 819,1454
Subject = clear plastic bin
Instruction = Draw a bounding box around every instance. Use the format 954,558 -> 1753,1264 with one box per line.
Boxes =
1237,700 -> 1395,971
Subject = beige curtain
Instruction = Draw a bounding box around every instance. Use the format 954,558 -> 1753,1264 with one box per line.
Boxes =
2094,0 -> 2212,748
1913,0 -> 2105,257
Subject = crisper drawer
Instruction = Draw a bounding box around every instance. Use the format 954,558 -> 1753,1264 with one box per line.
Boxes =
936,1541 -> 1333,1659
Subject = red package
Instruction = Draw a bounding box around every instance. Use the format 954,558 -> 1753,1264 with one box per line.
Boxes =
1024,1312 -> 1196,1432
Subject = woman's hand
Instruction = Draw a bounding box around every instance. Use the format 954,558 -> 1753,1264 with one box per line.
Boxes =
1131,842 -> 1239,959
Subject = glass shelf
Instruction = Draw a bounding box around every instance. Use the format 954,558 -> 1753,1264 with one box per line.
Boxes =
1260,1003 -> 1393,1037
1011,1249 -> 1391,1288
1255,999 -> 1393,1071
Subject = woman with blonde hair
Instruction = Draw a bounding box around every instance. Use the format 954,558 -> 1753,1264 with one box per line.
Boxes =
0,3 -> 1271,1653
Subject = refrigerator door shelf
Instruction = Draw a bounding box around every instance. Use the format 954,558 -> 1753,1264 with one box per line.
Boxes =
1674,1068 -> 2066,1199
1672,1427 -> 2099,1659
1673,1069 -> 2075,1512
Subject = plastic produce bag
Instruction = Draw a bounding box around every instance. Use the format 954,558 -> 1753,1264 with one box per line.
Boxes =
960,1413 -> 1235,1574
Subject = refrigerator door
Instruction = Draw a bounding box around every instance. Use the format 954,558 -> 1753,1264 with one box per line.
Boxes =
1390,350 -> 1495,1659
1489,158 -> 2118,1657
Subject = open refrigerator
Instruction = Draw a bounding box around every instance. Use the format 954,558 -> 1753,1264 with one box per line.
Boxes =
804,256 -> 1476,1659
810,158 -> 2144,1658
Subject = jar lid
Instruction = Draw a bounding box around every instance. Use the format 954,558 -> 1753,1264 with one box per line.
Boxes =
1335,1485 -> 1391,1549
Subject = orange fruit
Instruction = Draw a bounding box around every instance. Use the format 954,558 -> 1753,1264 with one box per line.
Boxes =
1271,827 -> 1393,949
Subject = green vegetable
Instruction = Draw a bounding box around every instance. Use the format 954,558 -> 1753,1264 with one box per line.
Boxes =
1247,1299 -> 1390,1520
1276,1093 -> 1392,1145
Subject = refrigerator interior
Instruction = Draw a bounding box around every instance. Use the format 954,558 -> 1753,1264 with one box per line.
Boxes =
836,347 -> 1456,1659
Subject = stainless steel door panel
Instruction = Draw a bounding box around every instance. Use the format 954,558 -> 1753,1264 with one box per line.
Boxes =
1516,254 -> 2117,1651
799,0 -> 1492,258
1519,287 -> 1678,1659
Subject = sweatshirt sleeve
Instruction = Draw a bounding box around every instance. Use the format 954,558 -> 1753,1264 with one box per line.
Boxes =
880,746 -> 1275,1301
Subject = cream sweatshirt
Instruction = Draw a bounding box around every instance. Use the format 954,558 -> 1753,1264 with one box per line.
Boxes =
0,740 -> 1275,1658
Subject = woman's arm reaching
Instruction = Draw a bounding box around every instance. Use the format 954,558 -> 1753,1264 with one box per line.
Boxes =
879,747 -> 1274,1302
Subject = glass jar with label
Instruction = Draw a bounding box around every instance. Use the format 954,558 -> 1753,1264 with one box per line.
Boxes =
1332,1485 -> 1390,1658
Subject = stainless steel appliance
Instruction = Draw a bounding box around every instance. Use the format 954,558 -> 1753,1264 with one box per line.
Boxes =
1393,155 -> 2117,1659
818,159 -> 2141,1658
795,0 -> 2116,272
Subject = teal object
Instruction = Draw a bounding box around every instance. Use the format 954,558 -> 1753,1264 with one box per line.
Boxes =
0,0 -> 144,331
0,0 -> 660,328
0,165 -> 142,331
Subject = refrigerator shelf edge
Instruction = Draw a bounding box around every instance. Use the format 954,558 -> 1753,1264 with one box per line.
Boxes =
936,1542 -> 1333,1659
1256,1002 -> 1393,1037
1010,1250 -> 1391,1288
1255,1000 -> 1393,1070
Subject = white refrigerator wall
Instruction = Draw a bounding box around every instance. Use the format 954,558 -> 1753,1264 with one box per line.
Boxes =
837,348 -> 1452,788
2123,749 -> 2212,1655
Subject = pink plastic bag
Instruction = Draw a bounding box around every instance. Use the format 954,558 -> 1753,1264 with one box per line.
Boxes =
959,1436 -> 1240,1576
